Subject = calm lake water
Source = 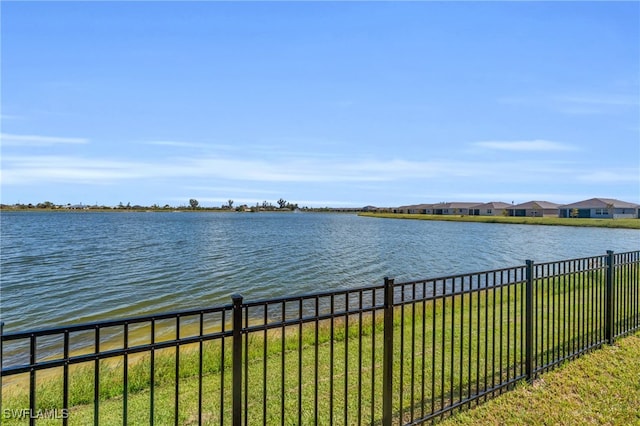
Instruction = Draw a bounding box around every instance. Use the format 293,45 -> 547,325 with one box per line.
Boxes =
1,211 -> 639,333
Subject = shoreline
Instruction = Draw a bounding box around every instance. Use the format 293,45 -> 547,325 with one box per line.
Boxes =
358,212 -> 640,229
0,208 -> 359,214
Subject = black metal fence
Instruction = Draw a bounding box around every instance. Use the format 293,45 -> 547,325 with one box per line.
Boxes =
1,250 -> 639,425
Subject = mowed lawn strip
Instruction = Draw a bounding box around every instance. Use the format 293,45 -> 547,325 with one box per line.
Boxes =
441,330 -> 640,425
358,212 -> 640,229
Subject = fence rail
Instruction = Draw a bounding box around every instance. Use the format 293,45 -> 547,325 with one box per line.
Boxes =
2,250 -> 639,425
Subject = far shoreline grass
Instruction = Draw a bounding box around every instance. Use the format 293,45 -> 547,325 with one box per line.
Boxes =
358,212 -> 640,229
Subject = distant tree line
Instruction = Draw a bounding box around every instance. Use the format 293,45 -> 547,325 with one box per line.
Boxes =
188,198 -> 300,212
1,198 -> 329,212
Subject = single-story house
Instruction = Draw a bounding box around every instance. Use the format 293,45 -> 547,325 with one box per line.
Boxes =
393,205 -> 410,214
558,198 -> 640,219
508,201 -> 561,217
393,204 -> 434,214
393,205 -> 412,214
430,202 -> 482,215
471,202 -> 513,216
409,204 -> 434,214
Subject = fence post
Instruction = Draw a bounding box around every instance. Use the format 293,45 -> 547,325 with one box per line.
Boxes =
382,277 -> 394,426
231,294 -> 243,426
605,250 -> 615,344
525,260 -> 534,383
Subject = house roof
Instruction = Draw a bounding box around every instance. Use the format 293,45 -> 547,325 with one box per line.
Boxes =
397,203 -> 434,210
475,202 -> 512,209
430,202 -> 482,209
511,201 -> 561,209
559,198 -> 640,209
392,198 -> 639,211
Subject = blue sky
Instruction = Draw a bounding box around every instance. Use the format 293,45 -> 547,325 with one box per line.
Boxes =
1,2 -> 639,208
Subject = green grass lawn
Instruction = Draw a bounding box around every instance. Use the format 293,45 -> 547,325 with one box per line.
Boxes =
0,289 -> 521,425
358,212 -> 640,229
2,270 -> 637,425
441,330 -> 640,425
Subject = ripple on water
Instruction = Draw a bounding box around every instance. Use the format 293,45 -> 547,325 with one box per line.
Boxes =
1,212 -> 638,333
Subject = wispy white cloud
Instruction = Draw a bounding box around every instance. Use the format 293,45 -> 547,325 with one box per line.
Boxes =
142,140 -> 209,149
576,169 -> 640,183
498,93 -> 639,115
295,199 -> 363,207
496,96 -> 530,106
0,114 -> 23,120
183,185 -> 280,195
0,156 -> 145,185
0,133 -> 89,146
552,94 -> 639,107
3,151 -> 636,206
0,152 -> 572,187
473,140 -> 577,152
451,192 -> 573,204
